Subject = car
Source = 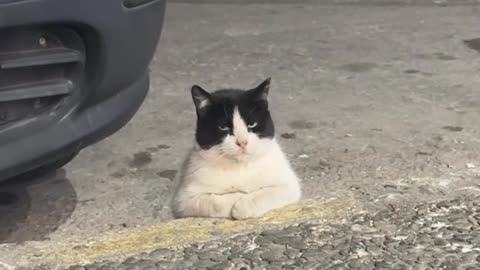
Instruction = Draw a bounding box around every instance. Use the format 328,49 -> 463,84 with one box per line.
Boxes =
0,0 -> 166,181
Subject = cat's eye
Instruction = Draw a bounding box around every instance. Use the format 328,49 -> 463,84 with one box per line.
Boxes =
218,125 -> 230,131
247,122 -> 258,129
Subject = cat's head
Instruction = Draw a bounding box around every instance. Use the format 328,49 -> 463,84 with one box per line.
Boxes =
191,78 -> 275,161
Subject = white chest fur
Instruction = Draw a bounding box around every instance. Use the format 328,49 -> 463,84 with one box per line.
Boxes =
183,141 -> 298,194
172,140 -> 301,219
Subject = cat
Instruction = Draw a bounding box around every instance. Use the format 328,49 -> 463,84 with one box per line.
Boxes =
171,78 -> 301,220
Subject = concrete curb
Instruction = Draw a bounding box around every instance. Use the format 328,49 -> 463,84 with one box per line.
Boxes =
1,194 -> 357,269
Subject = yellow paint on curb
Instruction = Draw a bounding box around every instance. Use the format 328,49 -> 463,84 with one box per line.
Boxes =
21,194 -> 357,268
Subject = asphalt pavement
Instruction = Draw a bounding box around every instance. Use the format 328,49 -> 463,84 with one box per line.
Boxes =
2,1 -> 480,269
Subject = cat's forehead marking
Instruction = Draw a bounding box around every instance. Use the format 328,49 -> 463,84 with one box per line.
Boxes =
211,91 -> 253,116
232,106 -> 248,139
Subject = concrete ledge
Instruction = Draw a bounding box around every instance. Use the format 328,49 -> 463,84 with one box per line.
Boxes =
1,194 -> 357,269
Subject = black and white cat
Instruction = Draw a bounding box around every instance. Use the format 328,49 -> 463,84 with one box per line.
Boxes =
172,78 -> 301,220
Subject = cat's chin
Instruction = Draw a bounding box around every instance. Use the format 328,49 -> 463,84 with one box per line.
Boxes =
220,150 -> 263,163
233,153 -> 253,162
220,152 -> 252,163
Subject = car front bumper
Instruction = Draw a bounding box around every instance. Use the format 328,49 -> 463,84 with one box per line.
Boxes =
0,72 -> 150,181
0,0 -> 165,181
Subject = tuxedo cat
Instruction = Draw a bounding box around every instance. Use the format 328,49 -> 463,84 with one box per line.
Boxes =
172,78 -> 301,220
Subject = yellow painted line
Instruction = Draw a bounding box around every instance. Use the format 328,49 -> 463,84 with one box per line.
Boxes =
17,193 -> 358,268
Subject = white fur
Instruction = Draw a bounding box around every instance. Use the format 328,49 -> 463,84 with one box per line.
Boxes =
172,107 -> 301,219
232,108 -> 249,146
197,99 -> 210,110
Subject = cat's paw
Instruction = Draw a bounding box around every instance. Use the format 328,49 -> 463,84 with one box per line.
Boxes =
231,196 -> 263,220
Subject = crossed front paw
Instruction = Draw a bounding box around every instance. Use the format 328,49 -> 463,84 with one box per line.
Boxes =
231,195 -> 263,220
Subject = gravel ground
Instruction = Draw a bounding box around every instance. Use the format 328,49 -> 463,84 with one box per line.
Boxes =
63,195 -> 480,270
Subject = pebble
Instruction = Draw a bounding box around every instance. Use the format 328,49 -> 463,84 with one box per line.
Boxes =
351,223 -> 377,233
366,245 -> 383,256
284,248 -> 301,259
69,267 -> 86,270
282,265 -> 298,270
301,248 -> 322,258
260,244 -> 286,262
206,261 -> 234,270
194,259 -> 218,268
434,238 -> 449,246
374,260 -> 390,268
148,248 -> 171,258
302,261 -> 326,269
96,267 -> 112,270
287,239 -> 307,250
242,252 -> 260,263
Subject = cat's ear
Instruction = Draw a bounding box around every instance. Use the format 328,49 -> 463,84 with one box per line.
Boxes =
251,78 -> 271,101
191,85 -> 211,112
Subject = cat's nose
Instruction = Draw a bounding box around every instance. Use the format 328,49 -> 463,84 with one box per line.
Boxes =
236,139 -> 248,149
